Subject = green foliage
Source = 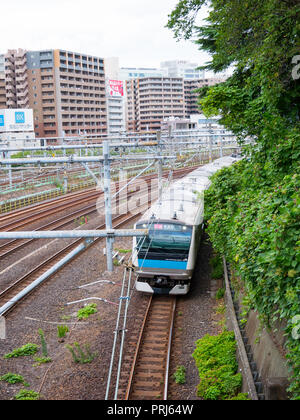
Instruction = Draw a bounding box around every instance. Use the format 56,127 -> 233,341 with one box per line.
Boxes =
77,303 -> 97,320
57,325 -> 69,339
204,161 -> 300,397
0,373 -> 29,387
3,343 -> 39,359
38,328 -> 48,357
228,393 -> 251,401
210,253 -> 224,279
167,0 -> 300,399
14,389 -> 40,400
33,356 -> 52,366
173,365 -> 186,384
66,342 -> 97,364
115,248 -> 131,254
215,288 -> 225,300
192,331 -> 244,400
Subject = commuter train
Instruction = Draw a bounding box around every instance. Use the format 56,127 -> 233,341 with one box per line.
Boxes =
132,156 -> 240,295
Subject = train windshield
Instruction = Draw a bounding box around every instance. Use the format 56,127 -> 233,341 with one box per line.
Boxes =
136,222 -> 192,257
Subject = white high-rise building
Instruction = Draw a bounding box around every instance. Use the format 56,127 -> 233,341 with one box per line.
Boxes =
119,67 -> 167,80
104,58 -> 126,136
160,60 -> 205,80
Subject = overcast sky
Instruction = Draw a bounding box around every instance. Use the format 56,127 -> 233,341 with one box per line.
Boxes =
0,0 -> 211,69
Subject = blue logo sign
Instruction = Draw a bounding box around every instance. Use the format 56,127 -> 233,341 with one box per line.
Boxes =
15,111 -> 25,124
0,115 -> 4,126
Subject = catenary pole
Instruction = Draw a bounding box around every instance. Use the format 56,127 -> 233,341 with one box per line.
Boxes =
103,141 -> 113,272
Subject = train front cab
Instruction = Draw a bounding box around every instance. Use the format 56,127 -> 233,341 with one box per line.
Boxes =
134,220 -> 196,295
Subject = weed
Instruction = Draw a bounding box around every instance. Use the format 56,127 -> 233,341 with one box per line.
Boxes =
215,288 -> 225,300
3,343 -> 39,359
173,365 -> 186,384
38,329 -> 48,357
0,373 -> 29,387
33,357 -> 52,366
115,248 -> 131,254
14,389 -> 40,400
66,342 -> 97,364
57,325 -> 69,339
77,303 -> 97,320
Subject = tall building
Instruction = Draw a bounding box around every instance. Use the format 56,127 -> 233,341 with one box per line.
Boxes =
119,67 -> 167,80
4,49 -> 30,109
126,77 -> 186,132
0,55 -> 6,108
160,60 -> 205,80
106,79 -> 126,135
0,49 -> 107,142
184,76 -> 227,115
104,58 -> 126,136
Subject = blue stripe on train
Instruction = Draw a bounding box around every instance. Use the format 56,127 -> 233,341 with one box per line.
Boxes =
138,259 -> 187,270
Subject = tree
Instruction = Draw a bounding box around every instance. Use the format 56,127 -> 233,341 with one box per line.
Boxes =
167,0 -> 300,399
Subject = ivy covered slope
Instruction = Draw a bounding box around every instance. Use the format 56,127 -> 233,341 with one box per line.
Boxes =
167,0 -> 300,398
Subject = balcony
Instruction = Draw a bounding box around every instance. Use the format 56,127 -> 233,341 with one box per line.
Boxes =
17,87 -> 29,98
7,98 -> 17,106
6,90 -> 17,99
17,97 -> 29,107
15,56 -> 27,66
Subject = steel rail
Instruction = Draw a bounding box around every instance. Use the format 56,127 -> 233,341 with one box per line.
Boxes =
0,165 -> 193,226
124,296 -> 177,400
0,212 -> 142,316
0,186 -> 153,259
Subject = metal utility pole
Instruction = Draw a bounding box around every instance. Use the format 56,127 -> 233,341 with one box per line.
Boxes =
103,141 -> 113,272
157,131 -> 163,202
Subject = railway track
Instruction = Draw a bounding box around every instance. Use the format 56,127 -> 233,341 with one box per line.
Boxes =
0,166 -> 195,226
0,212 -> 141,316
0,185 -> 151,259
119,295 -> 176,400
0,189 -> 101,230
0,166 -> 196,259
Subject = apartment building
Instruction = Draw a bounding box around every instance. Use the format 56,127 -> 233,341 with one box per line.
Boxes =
0,49 -> 107,143
126,77 -> 186,132
3,49 -> 30,109
0,55 -> 6,108
184,77 -> 227,115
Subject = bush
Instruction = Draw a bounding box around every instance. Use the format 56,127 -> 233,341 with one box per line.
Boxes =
192,331 -> 246,400
210,254 -> 224,279
205,159 -> 300,398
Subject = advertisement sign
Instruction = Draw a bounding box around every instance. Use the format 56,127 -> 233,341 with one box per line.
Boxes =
108,80 -> 124,97
0,109 -> 34,132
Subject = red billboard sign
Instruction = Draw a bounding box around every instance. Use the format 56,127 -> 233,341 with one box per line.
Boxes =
108,80 -> 124,97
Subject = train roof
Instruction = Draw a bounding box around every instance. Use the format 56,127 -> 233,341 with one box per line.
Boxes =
138,156 -> 240,226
